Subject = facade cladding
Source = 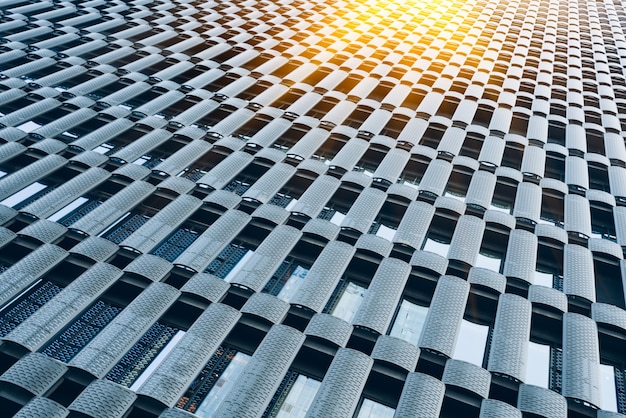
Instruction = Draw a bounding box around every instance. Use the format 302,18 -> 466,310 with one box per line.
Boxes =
1,0 -> 626,416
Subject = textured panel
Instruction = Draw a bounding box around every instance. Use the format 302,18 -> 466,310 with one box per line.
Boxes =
290,241 -> 356,312
174,209 -> 250,272
410,250 -> 449,275
466,170 -> 497,209
442,359 -> 492,398
304,313 -> 353,347
419,159 -> 452,196
69,282 -> 179,377
371,335 -> 419,371
563,244 -> 596,302
447,215 -> 485,265
290,175 -> 342,218
354,233 -> 393,257
591,303 -> 626,332
564,194 -> 592,237
517,384 -> 567,418
0,352 -> 67,396
529,285 -> 568,312
512,182 -> 542,222
301,218 -> 340,241
13,397 -> 68,418
0,244 -> 67,307
124,254 -> 173,282
181,272 -> 231,303
197,151 -> 255,190
502,229 -> 538,284
394,372 -> 445,417
214,325 -> 305,418
468,267 -> 507,294
70,236 -> 119,263
240,292 -> 290,324
419,275 -> 469,357
479,399 -> 522,418
393,200 -> 436,248
305,348 -> 373,418
68,379 -> 136,418
242,163 -> 296,203
353,258 -> 411,334
19,220 -> 66,243
153,140 -> 212,176
137,303 -> 241,407
372,148 -> 410,183
562,313 -> 601,406
487,294 -> 531,381
120,194 -> 202,253
0,154 -> 66,201
4,263 -> 123,351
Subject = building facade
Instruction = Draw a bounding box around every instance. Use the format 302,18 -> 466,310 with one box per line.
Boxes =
0,0 -> 625,416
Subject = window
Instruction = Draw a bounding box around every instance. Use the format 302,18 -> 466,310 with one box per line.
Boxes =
526,341 -> 550,387
326,281 -> 366,323
356,398 -> 395,418
0,182 -> 47,208
452,319 -> 490,367
205,242 -> 254,281
422,236 -> 450,258
599,364 -> 619,412
263,372 -> 321,417
475,250 -> 503,273
388,300 -> 428,345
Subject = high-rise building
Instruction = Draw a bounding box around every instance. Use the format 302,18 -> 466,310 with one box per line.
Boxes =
0,0 -> 625,416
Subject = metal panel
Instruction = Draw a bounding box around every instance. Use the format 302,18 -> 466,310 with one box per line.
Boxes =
304,313 -> 353,347
197,151 -> 255,190
214,325 -> 305,418
181,272 -> 230,303
137,303 -> 241,407
68,379 -> 136,418
563,244 -> 596,302
305,348 -> 373,418
0,154 -> 66,201
591,302 -> 626,332
442,359 -> 491,398
466,170 -> 497,209
13,397 -> 68,418
419,159 -> 452,196
0,352 -> 67,396
152,140 -> 212,176
242,163 -> 296,204
19,220 -> 66,243
329,137 -> 369,172
468,267 -> 507,294
448,215 -> 485,265
565,156 -> 589,190
111,129 -> 172,164
290,175 -> 341,218
419,275 -> 469,357
393,201 -> 436,248
394,372 -> 444,417
503,229 -> 537,284
371,335 -> 419,371
240,293 -> 290,324
340,187 -> 386,234
512,182 -> 541,222
353,258 -> 411,334
562,312 -> 601,406
520,145 -> 545,178
487,294 -> 531,381
564,194 -> 592,237
479,399 -> 522,418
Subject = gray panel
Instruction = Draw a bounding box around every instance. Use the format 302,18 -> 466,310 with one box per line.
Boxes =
197,151 -> 255,189
535,223 -> 568,244
235,225 -> 301,291
419,275 -> 469,357
158,408 -> 197,418
329,137 -> 369,172
0,352 -> 67,396
22,167 -> 110,219
353,258 -> 411,334
468,267 -> 507,294
0,226 -> 16,248
68,379 -> 136,418
0,142 -> 26,164
288,128 -> 329,160
70,236 -> 118,263
174,209 -> 250,272
563,244 -> 596,302
437,126 -> 466,155
394,372 -> 445,418
4,263 -> 122,351
355,234 -> 393,257
565,156 -> 589,190
562,312 -> 601,406
19,219 -> 66,243
153,140 -> 212,176
591,302 -> 626,332
124,254 -> 173,282
419,159 -> 452,196
0,154 -> 66,201
564,194 -> 592,237
442,359 -> 491,398
70,181 -> 155,235
466,170 -> 497,209
242,163 -> 297,203
290,175 -> 341,218
371,335 -> 420,371
410,250 -> 449,275
372,148 -> 410,183
0,97 -> 59,127
387,183 -> 419,202
502,229 -> 538,284
35,108 -> 96,138
112,163 -> 152,181
340,187 -> 386,233
156,176 -> 195,195
517,384 -> 567,418
301,218 -> 340,241
13,397 -> 68,418
520,145 -> 545,178
214,325 -> 305,418
528,285 -> 568,312
487,294 -> 531,381
609,166 -> 626,198
181,272 -> 231,303
393,201 -> 435,248
70,282 -> 179,377
111,129 -> 172,164
512,182 -> 542,222
447,215 -> 485,265
479,399 -> 522,418
0,244 -> 67,307
304,313 -> 353,347
305,348 -> 373,418
203,189 -> 242,210
248,118 -> 291,148
120,194 -> 202,253
240,293 -> 290,324
290,241 -> 356,312
137,303 -> 241,407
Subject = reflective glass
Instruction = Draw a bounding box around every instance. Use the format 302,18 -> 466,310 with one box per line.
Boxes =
389,300 -> 428,345
275,375 -> 321,418
452,319 -> 489,367
331,282 -> 366,323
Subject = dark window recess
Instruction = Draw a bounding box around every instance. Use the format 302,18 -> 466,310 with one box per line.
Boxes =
19,63 -> 67,82
181,41 -> 218,57
52,70 -> 98,91
203,73 -> 240,92
241,53 -> 273,71
205,242 -> 252,279
459,133 -> 484,160
120,87 -> 165,109
150,227 -> 200,262
271,60 -> 302,78
419,124 -> 446,149
272,125 -> 310,151
540,193 -> 564,226
509,114 -> 529,136
305,97 -> 339,119
178,149 -> 229,182
236,81 -> 273,101
472,105 -> 494,127
106,321 -> 179,387
379,115 -> 410,139
262,369 -> 300,417
40,300 -> 122,363
617,368 -> 626,414
588,164 -> 610,192
436,97 -> 461,118
103,212 -> 152,244
335,75 -> 363,94
544,153 -> 565,182
170,65 -> 210,85
262,258 -> 312,296
590,205 -> 617,241
87,79 -> 133,101
550,347 -> 563,393
223,162 -> 270,196
233,116 -> 273,141
547,122 -> 566,146
500,143 -> 523,170
160,96 -> 202,119
366,82 -> 393,101
13,183 -> 56,211
398,155 -> 430,186
58,199 -> 103,227
271,89 -> 305,110
354,145 -> 388,175
317,187 -> 359,222
594,261 -> 626,309
301,67 -> 332,86
176,345 -> 238,413
344,106 -> 373,129
312,133 -> 348,162
195,105 -> 237,130
0,280 -> 63,337
0,96 -> 39,116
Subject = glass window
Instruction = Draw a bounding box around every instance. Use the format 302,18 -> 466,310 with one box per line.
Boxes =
47,197 -> 88,222
128,330 -> 186,390
422,237 -> 450,257
276,265 -> 309,302
525,341 -> 550,388
15,120 -> 42,133
389,300 -> 428,345
599,364 -> 618,412
475,251 -> 502,272
0,182 -> 47,208
533,270 -> 553,287
375,224 -> 396,241
274,375 -> 321,418
452,319 -> 489,367
193,352 -> 250,417
356,399 -> 395,418
330,282 -> 366,323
